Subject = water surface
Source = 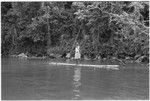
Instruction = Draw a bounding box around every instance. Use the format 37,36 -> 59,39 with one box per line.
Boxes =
2,57 -> 149,100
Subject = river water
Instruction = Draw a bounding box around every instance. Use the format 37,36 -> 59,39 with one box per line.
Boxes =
2,57 -> 149,100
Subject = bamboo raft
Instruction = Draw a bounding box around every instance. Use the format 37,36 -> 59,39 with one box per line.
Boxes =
49,62 -> 119,70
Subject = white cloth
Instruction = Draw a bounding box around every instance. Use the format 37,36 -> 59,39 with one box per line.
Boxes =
66,53 -> 71,58
75,45 -> 81,59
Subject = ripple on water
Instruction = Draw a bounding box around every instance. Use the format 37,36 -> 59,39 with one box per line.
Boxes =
2,58 -> 149,100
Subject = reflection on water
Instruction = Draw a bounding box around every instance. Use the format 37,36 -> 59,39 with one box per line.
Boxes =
72,67 -> 81,100
2,57 -> 149,100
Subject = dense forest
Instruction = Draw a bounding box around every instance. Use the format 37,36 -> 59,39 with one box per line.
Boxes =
1,1 -> 149,63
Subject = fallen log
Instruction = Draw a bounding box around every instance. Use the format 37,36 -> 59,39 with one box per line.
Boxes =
49,62 -> 119,70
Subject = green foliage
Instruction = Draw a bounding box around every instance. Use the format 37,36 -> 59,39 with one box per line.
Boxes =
74,1 -> 149,58
1,2 -> 149,60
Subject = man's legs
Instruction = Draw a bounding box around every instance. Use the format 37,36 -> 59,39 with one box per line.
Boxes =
76,59 -> 80,64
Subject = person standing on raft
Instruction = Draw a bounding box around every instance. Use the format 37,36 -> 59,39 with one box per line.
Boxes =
74,42 -> 81,64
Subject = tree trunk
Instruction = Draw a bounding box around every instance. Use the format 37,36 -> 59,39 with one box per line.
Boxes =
13,26 -> 17,49
10,25 -> 17,54
96,26 -> 100,56
47,17 -> 51,50
46,5 -> 51,54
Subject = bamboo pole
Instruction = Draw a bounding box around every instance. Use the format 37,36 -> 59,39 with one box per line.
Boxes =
49,62 -> 119,70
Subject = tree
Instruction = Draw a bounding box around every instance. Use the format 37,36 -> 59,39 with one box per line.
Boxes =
1,1 -> 149,61
73,1 -> 149,58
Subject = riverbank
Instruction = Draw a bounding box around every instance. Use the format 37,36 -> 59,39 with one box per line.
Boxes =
5,55 -> 149,70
